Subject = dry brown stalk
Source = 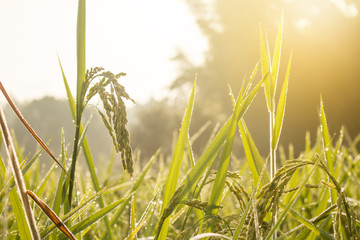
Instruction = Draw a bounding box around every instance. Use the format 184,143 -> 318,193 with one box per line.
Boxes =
0,106 -> 41,240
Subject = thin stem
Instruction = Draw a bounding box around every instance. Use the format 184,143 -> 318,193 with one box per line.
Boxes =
0,107 -> 41,240
269,109 -> 277,240
270,110 -> 276,180
66,119 -> 82,212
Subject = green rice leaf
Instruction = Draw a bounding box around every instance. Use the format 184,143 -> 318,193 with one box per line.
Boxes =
76,0 -> 86,107
58,196 -> 130,240
50,130 -> 67,240
319,97 -> 337,204
333,127 -> 344,178
206,85 -> 244,218
9,188 -> 32,240
177,77 -> 264,204
291,205 -> 336,240
271,53 -> 292,150
271,12 -> 283,95
290,209 -> 334,240
320,97 -> 333,172
130,194 -> 136,239
157,79 -> 196,239
41,188 -> 105,238
58,57 -> 76,117
154,77 -> 264,237
239,119 -> 269,186
244,62 -> 259,97
260,25 -> 273,112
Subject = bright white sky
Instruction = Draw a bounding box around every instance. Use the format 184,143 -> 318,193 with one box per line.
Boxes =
0,0 -> 208,106
0,0 -> 357,107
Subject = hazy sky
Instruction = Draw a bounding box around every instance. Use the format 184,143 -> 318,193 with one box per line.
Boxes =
0,0 -> 357,107
0,0 -> 208,105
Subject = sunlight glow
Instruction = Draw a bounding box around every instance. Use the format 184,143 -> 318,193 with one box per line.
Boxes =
330,0 -> 358,18
295,18 -> 311,30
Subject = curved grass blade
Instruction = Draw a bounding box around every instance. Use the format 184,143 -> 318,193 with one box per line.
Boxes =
58,195 -> 131,240
260,26 -> 273,112
239,119 -> 269,186
271,12 -> 283,96
8,188 -> 32,240
40,188 -> 105,238
27,190 -> 76,240
243,62 -> 259,98
287,207 -> 334,240
320,97 -> 337,205
206,86 -> 244,219
130,194 -> 136,239
0,81 -> 71,182
271,53 -> 292,150
277,204 -> 336,239
157,78 -> 196,239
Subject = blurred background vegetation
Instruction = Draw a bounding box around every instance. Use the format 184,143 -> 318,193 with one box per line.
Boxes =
6,0 -> 360,163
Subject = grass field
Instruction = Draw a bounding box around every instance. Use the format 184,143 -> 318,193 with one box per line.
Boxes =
0,1 -> 359,239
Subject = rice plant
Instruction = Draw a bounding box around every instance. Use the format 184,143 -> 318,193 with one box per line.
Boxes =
1,1 -> 360,240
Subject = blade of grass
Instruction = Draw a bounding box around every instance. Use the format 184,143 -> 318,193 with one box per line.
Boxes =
52,128 -> 67,215
260,26 -> 273,112
58,195 -> 131,240
154,77 -> 264,236
8,188 -> 33,240
157,79 -> 196,240
206,86 -> 245,219
319,97 -> 337,204
286,206 -> 334,240
271,53 -> 292,150
76,0 -> 86,103
67,0 -> 86,210
177,77 -> 264,204
333,127 -> 344,178
40,188 -> 106,238
277,204 -> 336,239
271,11 -> 283,97
130,194 -> 136,239
239,119 -> 270,186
